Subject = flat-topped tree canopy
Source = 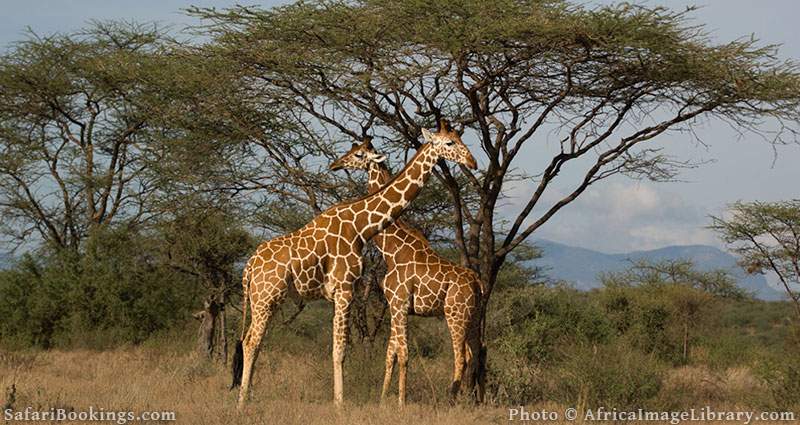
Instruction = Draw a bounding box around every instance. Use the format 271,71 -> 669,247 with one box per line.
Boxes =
191,0 -> 800,294
0,22 -> 173,250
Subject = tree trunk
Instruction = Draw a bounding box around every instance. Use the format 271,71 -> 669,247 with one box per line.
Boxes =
469,252 -> 501,403
218,293 -> 228,365
194,297 -> 222,360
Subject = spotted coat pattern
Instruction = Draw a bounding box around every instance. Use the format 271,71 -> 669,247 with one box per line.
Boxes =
236,122 -> 477,409
329,130 -> 484,406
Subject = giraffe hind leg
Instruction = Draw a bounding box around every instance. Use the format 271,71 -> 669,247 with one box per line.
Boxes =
446,309 -> 468,403
462,298 -> 484,403
464,326 -> 483,403
237,280 -> 286,409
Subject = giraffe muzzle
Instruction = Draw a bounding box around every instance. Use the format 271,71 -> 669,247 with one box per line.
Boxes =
464,154 -> 478,170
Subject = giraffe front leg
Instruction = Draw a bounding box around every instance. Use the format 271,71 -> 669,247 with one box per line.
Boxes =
332,286 -> 354,408
394,309 -> 409,407
380,308 -> 400,402
381,339 -> 397,402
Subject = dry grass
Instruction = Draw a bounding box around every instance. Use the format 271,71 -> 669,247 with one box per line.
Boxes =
0,344 -> 795,425
661,366 -> 771,408
0,345 -> 507,425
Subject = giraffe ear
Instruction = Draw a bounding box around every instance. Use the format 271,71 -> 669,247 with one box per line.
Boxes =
371,154 -> 387,163
421,128 -> 434,142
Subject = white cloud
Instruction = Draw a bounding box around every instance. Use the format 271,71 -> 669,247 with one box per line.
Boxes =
507,180 -> 720,253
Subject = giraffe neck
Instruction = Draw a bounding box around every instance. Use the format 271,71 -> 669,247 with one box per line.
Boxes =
367,161 -> 391,193
366,157 -> 418,256
352,143 -> 438,241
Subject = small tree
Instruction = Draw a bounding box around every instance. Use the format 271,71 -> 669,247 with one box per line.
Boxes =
158,198 -> 255,362
710,200 -> 800,321
601,259 -> 748,300
601,259 -> 737,363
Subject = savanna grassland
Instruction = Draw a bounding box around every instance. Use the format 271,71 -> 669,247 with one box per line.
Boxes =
2,284 -> 799,425
3,0 -> 800,424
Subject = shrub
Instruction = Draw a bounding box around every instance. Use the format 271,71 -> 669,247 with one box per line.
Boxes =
0,255 -> 70,348
489,285 -> 612,364
553,343 -> 665,410
755,357 -> 800,410
0,228 -> 196,348
486,285 -> 615,404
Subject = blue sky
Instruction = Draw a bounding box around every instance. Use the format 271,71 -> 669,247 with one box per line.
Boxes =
1,1 -> 798,254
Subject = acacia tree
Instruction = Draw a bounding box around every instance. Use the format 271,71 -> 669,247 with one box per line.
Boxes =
601,259 -> 742,362
193,0 -> 800,386
711,200 -> 800,321
194,0 -> 800,291
157,197 -> 254,363
0,23 -> 176,250
600,259 -> 748,300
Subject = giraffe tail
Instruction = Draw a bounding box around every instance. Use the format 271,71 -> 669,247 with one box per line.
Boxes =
231,260 -> 252,390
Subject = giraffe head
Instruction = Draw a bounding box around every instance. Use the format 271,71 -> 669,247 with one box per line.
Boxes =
329,137 -> 387,171
421,119 -> 477,169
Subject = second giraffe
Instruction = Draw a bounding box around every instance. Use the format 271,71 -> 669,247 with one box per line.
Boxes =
232,119 -> 477,409
330,122 -> 485,406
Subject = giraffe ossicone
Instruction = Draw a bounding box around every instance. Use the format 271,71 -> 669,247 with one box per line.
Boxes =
232,120 -> 477,409
330,131 -> 485,406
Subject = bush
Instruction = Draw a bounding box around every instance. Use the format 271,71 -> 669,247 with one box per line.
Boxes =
489,285 -> 612,364
0,228 -> 196,348
486,284 -> 615,404
553,343 -> 665,410
0,255 -> 70,348
487,348 -> 545,404
756,357 -> 800,410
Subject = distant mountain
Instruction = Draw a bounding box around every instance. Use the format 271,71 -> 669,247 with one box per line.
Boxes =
528,240 -> 785,301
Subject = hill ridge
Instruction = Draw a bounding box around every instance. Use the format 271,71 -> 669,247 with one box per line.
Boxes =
529,239 -> 785,301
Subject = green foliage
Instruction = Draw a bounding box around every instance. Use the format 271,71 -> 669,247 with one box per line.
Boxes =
0,227 -> 196,348
0,254 -> 70,348
494,243 -> 546,288
489,285 -> 612,364
711,200 -> 800,319
600,259 -> 749,299
554,343 -> 664,410
157,197 -> 256,289
599,260 -> 753,364
482,258 -> 797,406
755,356 -> 800,410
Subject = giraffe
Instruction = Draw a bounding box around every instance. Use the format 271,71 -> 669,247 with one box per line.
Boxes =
329,123 -> 485,406
231,120 -> 477,409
